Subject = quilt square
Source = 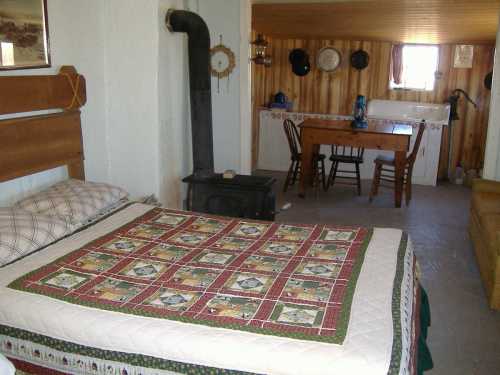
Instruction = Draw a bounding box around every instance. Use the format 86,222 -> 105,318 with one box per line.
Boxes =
204,295 -> 260,320
223,272 -> 274,295
319,229 -> 357,242
212,237 -> 255,251
274,225 -> 312,241
230,222 -> 270,238
240,255 -> 288,273
282,278 -> 333,303
40,269 -> 92,290
294,261 -> 341,278
118,259 -> 169,280
101,238 -> 148,254
188,217 -> 228,233
307,243 -> 349,261
147,244 -> 191,262
169,231 -> 210,246
151,213 -> 189,226
73,252 -> 121,272
270,303 -> 324,328
127,224 -> 168,240
89,278 -> 146,302
192,250 -> 236,266
259,241 -> 300,256
144,288 -> 202,311
170,266 -> 222,288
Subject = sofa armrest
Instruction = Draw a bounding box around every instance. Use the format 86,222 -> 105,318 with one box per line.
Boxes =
472,178 -> 500,194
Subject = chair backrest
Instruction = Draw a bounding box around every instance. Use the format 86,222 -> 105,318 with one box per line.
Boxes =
407,121 -> 426,166
283,119 -> 301,158
331,145 -> 365,159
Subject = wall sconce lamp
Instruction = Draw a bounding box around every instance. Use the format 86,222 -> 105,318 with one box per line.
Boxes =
251,34 -> 271,67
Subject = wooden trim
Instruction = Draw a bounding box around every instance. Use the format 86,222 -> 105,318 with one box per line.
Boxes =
0,66 -> 86,115
0,110 -> 85,182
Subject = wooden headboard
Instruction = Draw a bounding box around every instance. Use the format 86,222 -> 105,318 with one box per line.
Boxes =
0,66 -> 87,182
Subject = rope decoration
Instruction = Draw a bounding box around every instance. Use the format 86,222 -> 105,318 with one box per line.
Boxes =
61,73 -> 83,109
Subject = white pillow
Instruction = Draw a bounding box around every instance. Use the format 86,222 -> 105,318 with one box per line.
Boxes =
0,208 -> 73,267
14,179 -> 128,225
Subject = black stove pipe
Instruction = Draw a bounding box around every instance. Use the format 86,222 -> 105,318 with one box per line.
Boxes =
166,9 -> 214,178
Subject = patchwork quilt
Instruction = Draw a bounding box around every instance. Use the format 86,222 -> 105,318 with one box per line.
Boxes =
0,204 -> 417,375
10,207 -> 372,344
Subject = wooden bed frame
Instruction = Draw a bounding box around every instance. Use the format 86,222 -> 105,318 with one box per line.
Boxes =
0,66 -> 87,183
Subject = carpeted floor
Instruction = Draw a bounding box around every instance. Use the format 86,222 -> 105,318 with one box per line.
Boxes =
259,170 -> 500,375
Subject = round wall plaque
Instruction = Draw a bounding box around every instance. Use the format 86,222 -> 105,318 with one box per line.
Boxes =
210,44 -> 235,79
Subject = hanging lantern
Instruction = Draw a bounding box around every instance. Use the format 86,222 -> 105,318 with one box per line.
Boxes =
251,34 -> 271,67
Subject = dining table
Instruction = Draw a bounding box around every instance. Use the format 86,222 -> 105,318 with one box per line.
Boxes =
298,118 -> 413,208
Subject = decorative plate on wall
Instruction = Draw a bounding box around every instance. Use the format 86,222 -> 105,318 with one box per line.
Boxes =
317,47 -> 341,72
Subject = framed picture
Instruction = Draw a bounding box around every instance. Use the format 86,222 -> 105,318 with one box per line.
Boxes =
453,45 -> 474,69
0,0 -> 50,70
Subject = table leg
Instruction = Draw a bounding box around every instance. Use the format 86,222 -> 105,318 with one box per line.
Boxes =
299,136 -> 314,198
394,151 -> 405,208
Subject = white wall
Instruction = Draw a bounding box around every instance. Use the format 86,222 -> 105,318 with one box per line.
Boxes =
483,11 -> 500,180
158,0 -> 192,207
189,0 -> 252,174
0,0 -> 107,205
103,0 -> 161,200
0,0 -> 252,208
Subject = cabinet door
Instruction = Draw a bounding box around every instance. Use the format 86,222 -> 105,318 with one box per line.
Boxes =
409,125 -> 428,183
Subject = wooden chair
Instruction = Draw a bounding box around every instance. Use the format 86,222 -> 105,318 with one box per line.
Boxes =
369,121 -> 426,205
326,145 -> 365,195
283,119 -> 326,192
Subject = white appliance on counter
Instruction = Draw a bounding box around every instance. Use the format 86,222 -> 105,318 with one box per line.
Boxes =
258,100 -> 450,186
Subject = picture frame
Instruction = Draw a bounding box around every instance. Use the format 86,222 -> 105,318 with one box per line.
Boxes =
453,45 -> 474,69
0,0 -> 51,70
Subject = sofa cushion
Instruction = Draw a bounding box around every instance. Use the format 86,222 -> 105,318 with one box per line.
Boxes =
471,192 -> 500,217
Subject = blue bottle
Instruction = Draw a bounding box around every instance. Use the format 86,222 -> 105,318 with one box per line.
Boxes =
352,95 -> 368,129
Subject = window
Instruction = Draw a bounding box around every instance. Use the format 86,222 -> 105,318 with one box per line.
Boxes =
390,44 -> 439,91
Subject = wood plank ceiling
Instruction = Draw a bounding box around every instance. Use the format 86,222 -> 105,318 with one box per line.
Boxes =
252,0 -> 500,44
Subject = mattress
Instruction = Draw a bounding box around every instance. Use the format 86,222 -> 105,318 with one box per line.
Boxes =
0,203 -> 417,375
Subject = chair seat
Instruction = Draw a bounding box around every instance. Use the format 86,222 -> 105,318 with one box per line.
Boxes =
330,154 -> 363,163
291,153 -> 326,162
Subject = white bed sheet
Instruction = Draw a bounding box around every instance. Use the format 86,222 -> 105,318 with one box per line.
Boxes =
0,353 -> 15,375
0,203 -> 415,375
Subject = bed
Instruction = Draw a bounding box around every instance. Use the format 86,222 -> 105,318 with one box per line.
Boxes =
0,68 -> 432,375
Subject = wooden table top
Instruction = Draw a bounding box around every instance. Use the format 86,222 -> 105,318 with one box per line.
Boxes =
299,118 -> 413,136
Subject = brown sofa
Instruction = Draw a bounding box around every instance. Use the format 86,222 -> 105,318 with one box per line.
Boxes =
470,178 -> 500,310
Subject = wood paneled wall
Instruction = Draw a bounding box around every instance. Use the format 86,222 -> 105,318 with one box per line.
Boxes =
251,36 -> 494,179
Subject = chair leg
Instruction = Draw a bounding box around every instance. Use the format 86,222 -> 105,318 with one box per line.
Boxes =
328,161 -> 339,190
355,162 -> 362,196
311,160 -> 317,187
283,161 -> 295,192
326,161 -> 335,190
369,163 -> 382,202
292,160 -> 301,185
405,168 -> 412,205
321,159 -> 327,191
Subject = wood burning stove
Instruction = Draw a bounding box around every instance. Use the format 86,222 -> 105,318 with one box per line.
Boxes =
166,10 -> 276,221
183,174 -> 276,221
